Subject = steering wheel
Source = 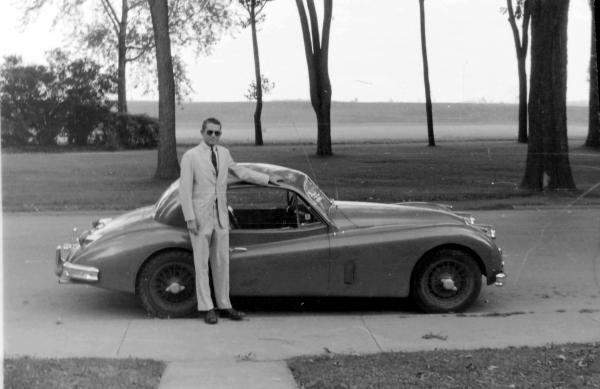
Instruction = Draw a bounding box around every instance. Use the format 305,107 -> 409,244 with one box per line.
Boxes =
228,206 -> 240,229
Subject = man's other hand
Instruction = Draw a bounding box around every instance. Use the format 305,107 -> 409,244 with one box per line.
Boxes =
186,220 -> 198,235
269,174 -> 285,184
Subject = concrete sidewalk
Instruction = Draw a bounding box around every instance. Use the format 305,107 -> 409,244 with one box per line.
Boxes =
158,360 -> 298,389
5,306 -> 600,388
158,307 -> 600,389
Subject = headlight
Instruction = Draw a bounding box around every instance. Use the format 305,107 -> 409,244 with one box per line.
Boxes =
83,231 -> 102,244
78,229 -> 102,246
57,242 -> 81,263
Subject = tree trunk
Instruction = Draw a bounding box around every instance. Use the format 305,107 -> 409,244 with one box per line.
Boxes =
315,51 -> 332,155
507,0 -> 530,143
316,96 -> 332,155
296,0 -> 333,156
250,1 -> 263,146
117,0 -> 128,114
521,0 -> 575,191
517,55 -> 528,143
148,0 -> 179,180
419,0 -> 435,147
585,0 -> 599,148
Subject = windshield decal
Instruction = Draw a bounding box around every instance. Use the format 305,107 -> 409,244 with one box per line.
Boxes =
303,177 -> 332,212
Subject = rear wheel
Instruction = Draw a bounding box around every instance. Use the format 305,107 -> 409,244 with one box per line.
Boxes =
410,248 -> 482,313
137,251 -> 197,318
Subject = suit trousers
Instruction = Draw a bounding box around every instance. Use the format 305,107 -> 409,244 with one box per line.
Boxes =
189,202 -> 232,311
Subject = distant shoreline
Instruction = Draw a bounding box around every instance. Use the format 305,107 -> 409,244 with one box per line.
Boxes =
127,99 -> 589,106
126,100 -> 590,144
128,100 -> 589,126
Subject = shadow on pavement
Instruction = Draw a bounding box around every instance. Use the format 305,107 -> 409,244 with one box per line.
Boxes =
230,296 -> 419,315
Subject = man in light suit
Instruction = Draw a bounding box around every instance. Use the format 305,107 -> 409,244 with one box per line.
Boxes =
179,117 -> 282,324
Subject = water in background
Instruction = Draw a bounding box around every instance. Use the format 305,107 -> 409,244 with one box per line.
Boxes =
130,101 -> 588,144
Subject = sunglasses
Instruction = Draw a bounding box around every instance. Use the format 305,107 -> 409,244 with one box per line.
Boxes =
206,130 -> 222,136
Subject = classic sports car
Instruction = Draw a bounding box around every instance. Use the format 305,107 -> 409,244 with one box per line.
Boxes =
55,163 -> 505,317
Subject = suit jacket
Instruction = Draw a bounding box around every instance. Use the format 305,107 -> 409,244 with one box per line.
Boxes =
179,142 -> 270,229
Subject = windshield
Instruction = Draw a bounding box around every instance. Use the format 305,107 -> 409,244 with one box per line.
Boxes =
303,177 -> 333,213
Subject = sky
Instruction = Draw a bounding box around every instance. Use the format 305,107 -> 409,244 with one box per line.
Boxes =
0,0 -> 593,103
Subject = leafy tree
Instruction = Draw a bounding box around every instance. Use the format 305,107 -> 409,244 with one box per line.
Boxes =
1,56 -> 58,146
0,53 -> 115,146
22,0 -> 234,114
22,0 -> 232,177
295,0 -> 333,156
239,0 -> 272,146
418,0 -> 435,147
502,0 -> 531,143
84,0 -> 149,114
22,0 -> 143,114
147,0 -> 179,179
47,50 -> 116,145
584,0 -> 599,148
521,0 -> 575,191
244,75 -> 275,101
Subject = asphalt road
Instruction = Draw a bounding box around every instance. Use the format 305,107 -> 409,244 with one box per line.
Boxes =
3,208 -> 600,362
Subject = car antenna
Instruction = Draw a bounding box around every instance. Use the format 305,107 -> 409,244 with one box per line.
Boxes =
334,178 -> 339,201
290,118 -> 318,185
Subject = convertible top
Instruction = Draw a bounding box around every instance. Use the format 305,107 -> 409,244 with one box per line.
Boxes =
232,163 -> 311,193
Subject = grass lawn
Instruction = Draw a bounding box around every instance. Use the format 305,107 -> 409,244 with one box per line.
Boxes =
288,342 -> 600,389
3,357 -> 165,389
2,140 -> 599,212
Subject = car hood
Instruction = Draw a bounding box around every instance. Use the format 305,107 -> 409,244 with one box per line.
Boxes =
329,201 -> 467,230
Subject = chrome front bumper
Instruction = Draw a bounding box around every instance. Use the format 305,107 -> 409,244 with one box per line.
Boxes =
55,244 -> 99,283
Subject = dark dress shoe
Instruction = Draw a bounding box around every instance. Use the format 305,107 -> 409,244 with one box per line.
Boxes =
204,309 -> 218,324
220,308 -> 244,321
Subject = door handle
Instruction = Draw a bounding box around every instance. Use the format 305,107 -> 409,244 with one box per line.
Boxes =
229,247 -> 248,253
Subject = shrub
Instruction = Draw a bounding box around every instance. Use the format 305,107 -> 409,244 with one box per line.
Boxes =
89,112 -> 158,149
0,52 -> 116,147
0,56 -> 63,146
1,114 -> 34,146
121,114 -> 159,149
66,104 -> 112,146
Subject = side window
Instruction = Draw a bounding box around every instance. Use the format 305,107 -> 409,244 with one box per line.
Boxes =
296,195 -> 321,227
227,187 -> 322,230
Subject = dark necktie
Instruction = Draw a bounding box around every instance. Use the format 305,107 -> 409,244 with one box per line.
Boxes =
210,145 -> 222,227
210,146 -> 218,176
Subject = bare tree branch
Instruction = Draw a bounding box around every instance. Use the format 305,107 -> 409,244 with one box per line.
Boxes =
100,0 -> 121,36
321,0 -> 332,63
306,0 -> 321,56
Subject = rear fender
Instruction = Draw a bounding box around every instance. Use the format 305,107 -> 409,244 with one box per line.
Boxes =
71,225 -> 191,293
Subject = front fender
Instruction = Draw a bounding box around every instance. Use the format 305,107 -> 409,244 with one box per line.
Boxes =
397,224 -> 503,280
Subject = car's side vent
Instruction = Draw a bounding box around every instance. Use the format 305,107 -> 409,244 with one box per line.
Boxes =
344,261 -> 356,284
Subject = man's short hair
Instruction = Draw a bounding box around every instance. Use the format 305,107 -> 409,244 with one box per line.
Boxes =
201,117 -> 221,132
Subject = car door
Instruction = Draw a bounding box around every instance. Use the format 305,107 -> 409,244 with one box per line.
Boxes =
227,185 -> 331,296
